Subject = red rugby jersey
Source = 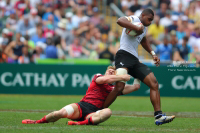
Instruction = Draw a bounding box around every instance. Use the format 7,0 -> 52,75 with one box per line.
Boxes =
80,74 -> 114,109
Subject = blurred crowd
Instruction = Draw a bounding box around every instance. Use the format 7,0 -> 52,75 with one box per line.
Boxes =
122,0 -> 200,65
0,0 -> 200,65
0,0 -> 117,64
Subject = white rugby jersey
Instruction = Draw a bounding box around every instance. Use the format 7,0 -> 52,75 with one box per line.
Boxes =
119,15 -> 147,58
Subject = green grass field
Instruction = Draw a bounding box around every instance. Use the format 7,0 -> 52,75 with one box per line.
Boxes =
0,94 -> 200,133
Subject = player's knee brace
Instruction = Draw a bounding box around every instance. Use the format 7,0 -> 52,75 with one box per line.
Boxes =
116,68 -> 128,83
63,105 -> 74,117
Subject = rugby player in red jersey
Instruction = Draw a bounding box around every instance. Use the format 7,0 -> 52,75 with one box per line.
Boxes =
22,66 -> 141,125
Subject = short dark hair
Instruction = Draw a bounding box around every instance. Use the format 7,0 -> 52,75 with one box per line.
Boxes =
141,8 -> 154,16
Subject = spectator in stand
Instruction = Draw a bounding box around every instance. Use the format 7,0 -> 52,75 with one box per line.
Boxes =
176,25 -> 186,41
141,0 -> 157,9
156,2 -> 168,19
110,31 -> 120,55
171,0 -> 190,15
90,7 -> 101,26
31,25 -> 46,46
174,36 -> 192,61
37,2 -> 45,18
97,15 -> 110,34
18,46 -> 32,64
1,0 -> 14,17
71,8 -> 84,28
159,10 -> 172,27
168,15 -> 178,32
54,1 -> 66,20
156,36 -> 172,61
148,15 -> 164,40
99,45 -> 114,62
33,42 -> 46,62
157,27 -> 171,45
76,16 -> 90,37
97,34 -> 109,54
29,0 -> 40,8
121,0 -> 134,12
30,8 -> 42,25
6,10 -> 17,31
172,2 -> 184,16
45,33 -> 58,59
81,31 -> 94,51
157,0 -> 170,9
169,30 -> 180,61
0,29 -> 10,46
188,24 -> 200,53
0,48 -> 7,63
42,3 -> 59,25
191,24 -> 200,38
16,15 -> 35,36
4,33 -> 28,63
14,0 -> 30,17
55,19 -> 74,52
65,12 -> 74,31
69,37 -> 90,58
128,0 -> 141,15
181,15 -> 191,35
85,4 -> 94,17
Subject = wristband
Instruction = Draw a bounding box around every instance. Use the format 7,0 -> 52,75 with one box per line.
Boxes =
150,51 -> 156,56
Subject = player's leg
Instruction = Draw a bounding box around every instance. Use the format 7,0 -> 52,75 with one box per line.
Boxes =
129,61 -> 175,125
103,68 -> 128,108
143,72 -> 161,111
22,103 -> 80,124
143,73 -> 175,125
68,108 -> 112,125
45,103 -> 79,122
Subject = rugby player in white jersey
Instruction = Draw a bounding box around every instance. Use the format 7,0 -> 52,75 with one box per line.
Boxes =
103,9 -> 175,125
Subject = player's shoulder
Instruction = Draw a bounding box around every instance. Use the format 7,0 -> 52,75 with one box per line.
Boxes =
126,15 -> 138,20
93,73 -> 103,79
93,73 -> 104,82
95,73 -> 103,76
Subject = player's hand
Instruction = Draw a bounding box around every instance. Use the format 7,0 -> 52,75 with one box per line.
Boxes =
137,25 -> 144,35
153,55 -> 160,67
122,74 -> 131,81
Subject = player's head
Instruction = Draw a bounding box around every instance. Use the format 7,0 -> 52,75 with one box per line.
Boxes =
140,8 -> 154,27
105,66 -> 116,75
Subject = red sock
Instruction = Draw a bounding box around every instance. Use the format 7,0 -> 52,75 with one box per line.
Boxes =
36,116 -> 48,123
75,117 -> 94,125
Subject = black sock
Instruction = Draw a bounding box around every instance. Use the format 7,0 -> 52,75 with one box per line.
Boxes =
154,111 -> 162,119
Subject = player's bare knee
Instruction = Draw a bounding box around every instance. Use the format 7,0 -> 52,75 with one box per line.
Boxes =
104,108 -> 112,117
100,108 -> 112,120
59,109 -> 68,117
150,80 -> 159,90
52,111 -> 62,118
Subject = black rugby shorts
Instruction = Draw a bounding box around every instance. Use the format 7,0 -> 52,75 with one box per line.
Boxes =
115,50 -> 152,81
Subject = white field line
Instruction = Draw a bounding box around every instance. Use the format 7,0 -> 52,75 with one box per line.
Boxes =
0,126 -> 199,132
0,109 -> 200,118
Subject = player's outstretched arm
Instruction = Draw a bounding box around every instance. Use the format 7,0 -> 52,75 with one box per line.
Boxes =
122,79 -> 141,95
96,75 -> 130,84
117,17 -> 143,34
122,84 -> 140,95
141,37 -> 160,66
